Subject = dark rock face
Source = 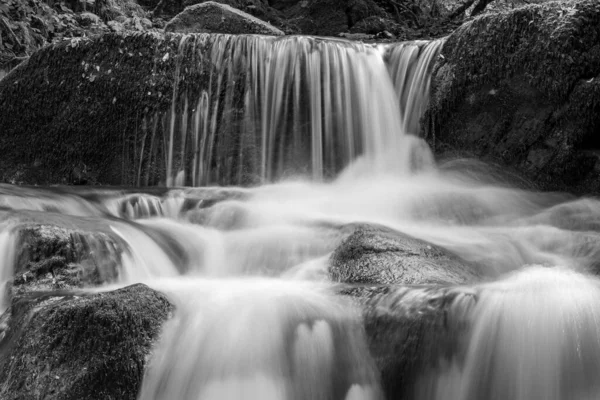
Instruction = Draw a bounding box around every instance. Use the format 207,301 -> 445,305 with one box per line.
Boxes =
360,285 -> 475,400
165,1 -> 284,35
0,32 -> 185,185
330,224 -> 482,285
0,284 -> 172,400
426,0 -> 600,193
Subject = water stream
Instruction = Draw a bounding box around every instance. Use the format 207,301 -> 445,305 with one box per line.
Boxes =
1,34 -> 600,399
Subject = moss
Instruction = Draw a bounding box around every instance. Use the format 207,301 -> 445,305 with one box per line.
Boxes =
0,284 -> 172,400
425,0 -> 600,193
429,0 -> 600,125
0,32 -> 182,185
0,30 -> 252,185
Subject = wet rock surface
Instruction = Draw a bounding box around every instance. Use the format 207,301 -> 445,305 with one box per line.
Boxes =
13,224 -> 123,293
360,285 -> 476,400
165,1 -> 284,35
0,283 -> 172,400
330,224 -> 482,285
0,32 -> 184,185
426,0 -> 600,194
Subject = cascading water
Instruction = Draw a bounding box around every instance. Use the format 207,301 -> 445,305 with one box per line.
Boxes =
138,279 -> 382,400
1,33 -> 600,400
136,35 -> 440,186
416,266 -> 600,400
0,222 -> 17,313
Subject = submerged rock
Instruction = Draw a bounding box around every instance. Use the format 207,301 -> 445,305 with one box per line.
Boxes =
165,1 -> 284,35
360,285 -> 476,400
0,284 -> 172,400
426,0 -> 600,193
330,224 -> 481,285
13,224 -> 123,294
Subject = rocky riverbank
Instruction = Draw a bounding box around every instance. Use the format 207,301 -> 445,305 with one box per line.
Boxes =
426,0 -> 600,194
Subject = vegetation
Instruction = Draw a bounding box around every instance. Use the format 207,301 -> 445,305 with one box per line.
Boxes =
0,0 -> 148,71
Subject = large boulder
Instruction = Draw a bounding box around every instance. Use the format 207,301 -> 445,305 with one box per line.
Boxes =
164,1 -> 284,35
425,0 -> 600,193
0,32 -> 190,185
330,224 -> 482,285
0,284 -> 172,400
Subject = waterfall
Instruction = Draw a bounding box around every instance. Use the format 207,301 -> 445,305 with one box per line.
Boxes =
141,35 -> 443,186
5,31 -> 600,400
0,222 -> 17,313
385,40 -> 444,136
138,279 -> 382,400
417,266 -> 600,400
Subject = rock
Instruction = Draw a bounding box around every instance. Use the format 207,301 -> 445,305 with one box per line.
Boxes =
181,0 -> 289,30
376,30 -> 394,39
107,20 -> 126,32
0,32 -> 313,185
164,1 -> 284,35
425,0 -> 600,194
12,224 -> 123,295
0,32 -> 184,185
329,224 -> 482,285
141,17 -> 153,28
338,32 -> 373,41
359,285 -> 477,400
75,12 -> 103,27
0,284 -> 172,400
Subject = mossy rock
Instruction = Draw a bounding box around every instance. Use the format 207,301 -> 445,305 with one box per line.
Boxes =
329,224 -> 482,285
164,1 -> 284,35
0,283 -> 172,400
425,0 -> 600,193
13,224 -> 123,294
0,31 -> 208,185
335,282 -> 475,400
